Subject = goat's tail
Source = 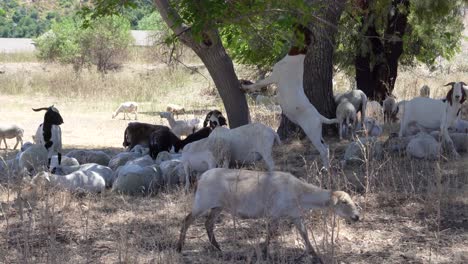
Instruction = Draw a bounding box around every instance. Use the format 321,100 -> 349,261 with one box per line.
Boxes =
320,115 -> 340,125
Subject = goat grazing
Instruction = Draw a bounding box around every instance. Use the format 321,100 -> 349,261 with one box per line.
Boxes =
335,89 -> 368,128
159,111 -> 201,138
420,85 -> 430,98
383,96 -> 398,123
33,106 -> 64,167
112,102 -> 138,120
336,101 -> 357,140
0,124 -> 24,149
203,110 -> 227,129
176,168 -> 360,259
241,51 -> 338,169
399,82 -> 467,158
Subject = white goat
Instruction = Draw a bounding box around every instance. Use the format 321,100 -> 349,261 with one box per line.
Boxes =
336,101 -> 357,140
399,82 -> 467,158
181,136 -> 231,191
335,89 -> 368,128
242,54 -> 338,169
209,123 -> 280,171
176,168 -> 360,259
159,111 -> 201,138
112,102 -> 138,120
420,85 -> 430,98
0,124 -> 24,149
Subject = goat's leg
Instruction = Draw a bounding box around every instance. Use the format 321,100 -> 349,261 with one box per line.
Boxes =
176,212 -> 197,252
292,218 -> 321,262
301,123 -> 330,169
204,207 -> 222,251
442,128 -> 460,158
241,75 -> 277,93
261,219 -> 279,257
183,162 -> 191,192
58,152 -> 62,165
2,138 -> 8,149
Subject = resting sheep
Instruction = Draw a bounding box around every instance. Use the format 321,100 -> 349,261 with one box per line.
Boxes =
406,132 -> 441,160
33,106 -> 64,168
241,49 -> 338,169
65,149 -> 111,166
336,101 -> 357,140
0,124 -> 24,150
112,101 -> 138,120
209,123 -> 280,171
451,118 -> 468,133
54,163 -> 114,188
18,143 -> 48,175
358,118 -> 383,137
32,171 -> 105,193
420,85 -> 430,98
159,111 -> 200,138
112,164 -> 162,195
177,168 -> 360,260
430,131 -> 468,153
399,82 -> 467,158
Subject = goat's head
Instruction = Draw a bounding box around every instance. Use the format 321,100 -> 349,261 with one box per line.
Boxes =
32,105 -> 64,125
159,111 -> 172,119
203,110 -> 227,129
445,82 -> 467,106
330,191 -> 360,222
419,85 -> 430,97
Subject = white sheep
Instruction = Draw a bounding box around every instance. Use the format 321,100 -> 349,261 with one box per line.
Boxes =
0,124 -> 24,150
108,151 -> 143,171
181,136 -> 231,191
341,137 -> 383,166
54,163 -> 114,188
451,118 -> 468,133
124,155 -> 155,167
358,118 -> 383,137
159,160 -> 184,187
112,164 -> 162,195
383,96 -> 397,123
242,54 -> 339,169
129,144 -> 150,155
420,85 -> 430,98
166,104 -> 185,116
159,111 -> 201,138
176,168 -> 360,259
399,82 -> 467,158
406,132 -> 441,160
18,144 -> 48,175
336,101 -> 357,140
430,131 -> 468,153
112,101 -> 138,120
32,170 -> 105,193
65,150 -> 111,166
335,89 -> 368,128
208,123 -> 280,171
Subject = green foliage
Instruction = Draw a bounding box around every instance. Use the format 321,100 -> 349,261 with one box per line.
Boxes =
35,15 -> 132,73
137,11 -> 165,31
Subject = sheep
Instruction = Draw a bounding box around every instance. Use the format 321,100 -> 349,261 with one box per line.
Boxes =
50,155 -> 79,169
31,171 -> 105,193
181,136 -> 231,191
21,141 -> 33,152
176,168 -> 360,260
209,123 -> 280,171
112,101 -> 138,120
33,105 -> 64,168
159,111 -> 201,138
65,149 -> 111,166
108,151 -> 143,171
123,122 -> 172,150
125,155 -> 155,167
166,104 -> 185,116
53,163 -> 114,188
175,127 -> 212,151
335,89 -> 368,128
241,52 -> 339,169
148,128 -> 181,159
336,101 -> 357,140
18,143 -> 48,175
0,124 -> 24,150
451,118 -> 468,133
203,110 -> 227,129
430,131 -> 468,153
159,160 -> 184,187
399,82 -> 467,158
406,132 -> 441,160
341,137 -> 383,166
420,85 -> 430,98
365,100 -> 383,122
112,164 -> 162,195
357,118 -> 383,137
129,144 -> 150,155
383,96 -> 398,123
383,133 -> 415,154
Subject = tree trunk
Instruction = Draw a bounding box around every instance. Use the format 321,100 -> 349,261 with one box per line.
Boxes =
154,0 -> 250,128
277,0 -> 345,139
355,0 -> 409,102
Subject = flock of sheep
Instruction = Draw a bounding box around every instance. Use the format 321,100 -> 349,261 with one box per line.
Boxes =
0,48 -> 467,260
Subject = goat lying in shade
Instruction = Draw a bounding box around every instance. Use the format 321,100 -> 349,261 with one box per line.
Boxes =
177,168 -> 360,261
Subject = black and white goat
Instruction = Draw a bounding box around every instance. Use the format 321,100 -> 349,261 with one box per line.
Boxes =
33,106 -> 64,167
203,110 -> 227,129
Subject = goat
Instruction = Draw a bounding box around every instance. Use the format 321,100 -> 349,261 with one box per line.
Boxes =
383,96 -> 398,123
166,104 -> 185,116
175,126 -> 213,151
241,53 -> 338,169
335,89 -> 368,128
112,102 -> 138,120
176,168 -> 360,260
203,110 -> 227,129
399,82 -> 467,158
419,85 -> 430,98
159,111 -> 201,138
0,124 -> 24,150
336,101 -> 357,141
33,106 -> 64,168
148,128 -> 181,159
123,122 -> 170,150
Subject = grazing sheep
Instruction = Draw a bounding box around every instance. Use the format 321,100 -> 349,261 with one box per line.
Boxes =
159,111 -> 201,138
0,124 -> 24,150
420,85 -> 430,98
399,82 -> 467,158
335,89 -> 368,128
342,137 -> 383,166
181,136 -> 231,191
241,51 -> 339,169
18,144 -> 48,175
65,150 -> 111,166
112,101 -> 138,120
383,96 -> 398,124
203,110 -> 227,129
148,128 -> 181,159
32,171 -> 105,193
123,122 -> 171,150
166,104 -> 185,116
112,164 -> 162,195
33,106 -> 64,167
365,100 -> 383,122
209,123 -> 280,171
336,101 -> 357,141
176,168 -> 360,259
406,132 -> 441,160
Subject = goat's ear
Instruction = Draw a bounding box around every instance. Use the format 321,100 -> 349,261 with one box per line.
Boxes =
203,111 -> 212,128
460,82 -> 466,86
32,107 -> 48,112
461,87 -> 467,104
218,116 -> 227,127
446,88 -> 454,106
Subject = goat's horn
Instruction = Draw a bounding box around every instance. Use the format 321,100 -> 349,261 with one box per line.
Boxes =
32,107 -> 48,112
461,82 -> 467,86
444,82 -> 455,86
